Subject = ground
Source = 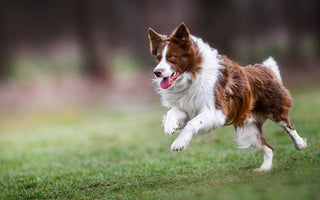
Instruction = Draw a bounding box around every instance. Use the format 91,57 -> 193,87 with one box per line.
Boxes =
0,83 -> 319,199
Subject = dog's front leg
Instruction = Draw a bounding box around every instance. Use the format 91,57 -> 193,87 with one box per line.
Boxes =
163,107 -> 188,136
171,109 -> 226,151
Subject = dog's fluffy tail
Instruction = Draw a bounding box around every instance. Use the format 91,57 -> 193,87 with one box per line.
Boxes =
263,57 -> 282,83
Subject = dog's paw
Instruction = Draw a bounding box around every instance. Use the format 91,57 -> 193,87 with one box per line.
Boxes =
170,136 -> 191,152
294,138 -> 307,150
254,161 -> 272,172
253,167 -> 272,172
164,121 -> 179,136
171,140 -> 186,151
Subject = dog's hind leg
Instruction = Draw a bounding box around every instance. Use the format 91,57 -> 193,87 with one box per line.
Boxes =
235,117 -> 274,172
270,108 -> 307,150
254,134 -> 274,172
277,120 -> 307,150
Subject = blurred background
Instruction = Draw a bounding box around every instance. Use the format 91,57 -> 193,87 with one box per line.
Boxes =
0,0 -> 319,113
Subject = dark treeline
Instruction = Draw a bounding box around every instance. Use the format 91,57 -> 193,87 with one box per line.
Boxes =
0,0 -> 319,80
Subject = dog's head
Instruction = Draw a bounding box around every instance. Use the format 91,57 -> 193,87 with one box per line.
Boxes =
148,23 -> 202,89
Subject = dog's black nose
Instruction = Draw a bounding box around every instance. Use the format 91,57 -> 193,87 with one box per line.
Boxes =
154,69 -> 163,77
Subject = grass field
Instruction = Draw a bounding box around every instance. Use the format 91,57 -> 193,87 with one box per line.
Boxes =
1,86 -> 320,199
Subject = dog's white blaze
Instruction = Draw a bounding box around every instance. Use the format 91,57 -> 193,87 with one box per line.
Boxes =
154,44 -> 173,77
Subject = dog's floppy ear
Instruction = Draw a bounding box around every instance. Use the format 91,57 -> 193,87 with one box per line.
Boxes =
148,28 -> 163,55
171,23 -> 191,46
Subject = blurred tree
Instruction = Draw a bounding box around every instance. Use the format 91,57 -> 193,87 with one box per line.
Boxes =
0,1 -> 9,80
74,0 -> 110,80
0,0 -> 318,81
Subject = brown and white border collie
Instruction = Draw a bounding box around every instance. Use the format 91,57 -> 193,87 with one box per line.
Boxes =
148,23 -> 307,172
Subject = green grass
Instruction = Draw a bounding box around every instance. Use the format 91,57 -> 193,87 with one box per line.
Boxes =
1,86 -> 320,199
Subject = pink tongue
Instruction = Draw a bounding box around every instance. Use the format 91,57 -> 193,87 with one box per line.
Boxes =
160,77 -> 172,89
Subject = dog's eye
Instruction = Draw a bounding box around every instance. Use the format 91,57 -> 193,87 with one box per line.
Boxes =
168,55 -> 177,61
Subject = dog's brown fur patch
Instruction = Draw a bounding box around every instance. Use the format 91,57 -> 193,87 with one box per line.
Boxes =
215,55 -> 293,127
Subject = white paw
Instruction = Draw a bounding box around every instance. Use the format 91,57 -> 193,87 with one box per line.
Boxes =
164,120 -> 180,136
294,138 -> 307,150
253,163 -> 272,172
170,135 -> 191,152
253,167 -> 271,172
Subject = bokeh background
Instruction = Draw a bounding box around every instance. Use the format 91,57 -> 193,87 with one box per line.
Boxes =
0,0 -> 319,114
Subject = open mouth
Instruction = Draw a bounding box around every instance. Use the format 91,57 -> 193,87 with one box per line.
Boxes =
160,71 -> 180,89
